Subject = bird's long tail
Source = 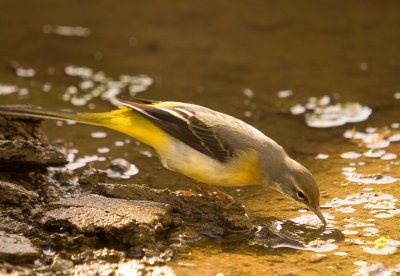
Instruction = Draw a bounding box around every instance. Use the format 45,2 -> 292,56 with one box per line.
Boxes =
0,104 -> 116,127
0,105 -> 168,149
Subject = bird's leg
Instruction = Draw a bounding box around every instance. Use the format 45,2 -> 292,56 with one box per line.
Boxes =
177,176 -> 234,201
194,181 -> 234,202
174,176 -> 206,197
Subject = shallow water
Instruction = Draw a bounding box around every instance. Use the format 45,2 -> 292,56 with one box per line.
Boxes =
1,1 -> 400,275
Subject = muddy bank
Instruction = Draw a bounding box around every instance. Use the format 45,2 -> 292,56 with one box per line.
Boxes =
0,114 -> 254,274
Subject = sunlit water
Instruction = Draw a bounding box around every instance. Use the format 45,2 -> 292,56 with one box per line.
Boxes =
1,1 -> 400,274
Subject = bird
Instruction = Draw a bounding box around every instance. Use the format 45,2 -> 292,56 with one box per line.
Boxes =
0,98 -> 326,225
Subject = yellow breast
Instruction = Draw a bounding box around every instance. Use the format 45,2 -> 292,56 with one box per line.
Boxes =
159,140 -> 261,187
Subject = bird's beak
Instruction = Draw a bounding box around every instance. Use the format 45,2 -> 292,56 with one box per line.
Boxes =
310,206 -> 327,226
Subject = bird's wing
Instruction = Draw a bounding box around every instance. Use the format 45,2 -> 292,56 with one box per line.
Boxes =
118,98 -> 236,163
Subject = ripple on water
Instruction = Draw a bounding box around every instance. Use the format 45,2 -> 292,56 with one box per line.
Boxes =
91,131 -> 108,139
373,209 -> 400,219
346,173 -> 397,185
315,153 -> 329,160
340,152 -> 361,159
273,239 -> 338,253
290,212 -> 334,226
65,155 -> 106,170
289,104 -> 306,115
323,192 -> 397,209
107,158 -> 139,179
43,25 -> 91,37
62,65 -> 153,107
363,149 -> 385,158
353,261 -> 400,275
0,84 -> 19,95
305,102 -> 372,128
362,238 -> 400,255
381,152 -> 397,160
343,127 -> 400,149
342,230 -> 358,235
277,90 -> 293,98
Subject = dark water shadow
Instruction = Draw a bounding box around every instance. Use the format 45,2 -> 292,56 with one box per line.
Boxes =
187,215 -> 344,257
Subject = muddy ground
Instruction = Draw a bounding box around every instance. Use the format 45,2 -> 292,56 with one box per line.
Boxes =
0,114 -> 263,275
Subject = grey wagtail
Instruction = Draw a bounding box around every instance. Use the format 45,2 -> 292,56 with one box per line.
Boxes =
0,98 -> 326,225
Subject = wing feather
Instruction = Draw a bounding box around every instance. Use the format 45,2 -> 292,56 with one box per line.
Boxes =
118,98 -> 235,162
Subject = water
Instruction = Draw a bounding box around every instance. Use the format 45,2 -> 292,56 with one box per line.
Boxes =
1,0 -> 400,274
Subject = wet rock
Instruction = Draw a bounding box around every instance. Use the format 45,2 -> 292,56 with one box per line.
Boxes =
0,231 -> 40,262
0,140 -> 67,170
0,180 -> 39,204
0,114 -> 47,142
79,168 -> 108,186
0,263 -> 33,275
0,214 -> 38,237
48,232 -> 98,250
94,182 -> 253,230
39,194 -> 172,246
71,248 -> 126,264
0,114 -> 67,170
50,255 -> 74,272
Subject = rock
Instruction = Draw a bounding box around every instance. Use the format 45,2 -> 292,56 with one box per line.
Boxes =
50,255 -> 74,271
0,140 -> 67,170
0,114 -> 67,170
0,214 -> 38,237
0,231 -> 40,262
79,168 -> 108,186
94,182 -> 253,230
71,248 -> 126,263
39,194 -> 172,246
0,181 -> 39,204
0,114 -> 47,143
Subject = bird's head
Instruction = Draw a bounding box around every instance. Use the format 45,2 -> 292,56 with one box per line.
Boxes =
266,157 -> 326,225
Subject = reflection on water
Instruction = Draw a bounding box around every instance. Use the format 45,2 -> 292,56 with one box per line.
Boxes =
250,218 -> 342,252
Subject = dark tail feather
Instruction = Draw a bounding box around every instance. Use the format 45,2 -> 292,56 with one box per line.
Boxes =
0,105 -> 84,122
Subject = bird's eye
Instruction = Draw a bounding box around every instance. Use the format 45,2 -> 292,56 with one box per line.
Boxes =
297,191 -> 306,200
